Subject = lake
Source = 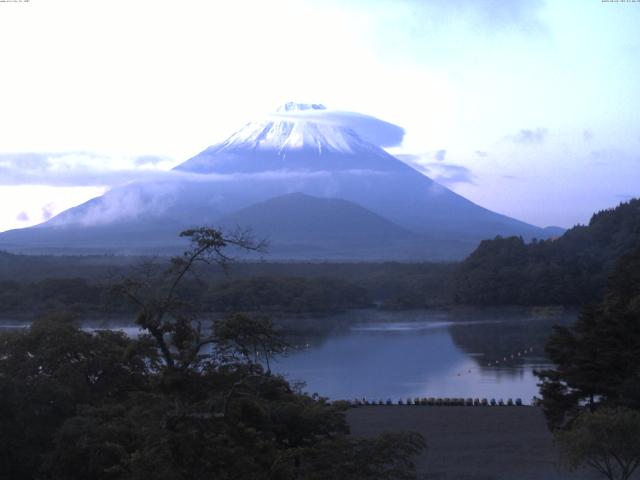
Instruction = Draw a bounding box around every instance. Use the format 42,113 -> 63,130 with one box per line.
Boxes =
272,308 -> 576,405
0,307 -> 576,405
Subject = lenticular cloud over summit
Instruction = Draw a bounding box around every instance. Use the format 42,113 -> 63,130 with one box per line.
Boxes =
0,102 -> 561,260
269,103 -> 406,148
175,102 -> 413,175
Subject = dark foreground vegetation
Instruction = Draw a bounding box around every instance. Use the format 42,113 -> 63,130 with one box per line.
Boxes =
538,244 -> 640,429
0,228 -> 424,480
536,244 -> 640,479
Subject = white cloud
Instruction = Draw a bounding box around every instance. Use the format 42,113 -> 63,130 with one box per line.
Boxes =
0,152 -> 176,187
506,128 -> 548,145
271,108 -> 405,147
0,186 -> 107,232
395,153 -> 475,185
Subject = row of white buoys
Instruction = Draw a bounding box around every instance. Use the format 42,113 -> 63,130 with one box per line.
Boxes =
486,346 -> 535,367
451,346 -> 537,378
345,397 -> 524,407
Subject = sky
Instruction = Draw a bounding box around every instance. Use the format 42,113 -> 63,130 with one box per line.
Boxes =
0,0 -> 639,231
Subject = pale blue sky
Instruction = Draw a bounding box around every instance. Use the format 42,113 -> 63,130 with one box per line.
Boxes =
0,0 -> 638,231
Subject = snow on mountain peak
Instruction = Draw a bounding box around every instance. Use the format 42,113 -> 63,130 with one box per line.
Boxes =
174,103 -> 411,175
210,103 -> 377,156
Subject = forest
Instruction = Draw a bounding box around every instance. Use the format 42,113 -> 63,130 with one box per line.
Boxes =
452,199 -> 640,306
0,256 -> 454,316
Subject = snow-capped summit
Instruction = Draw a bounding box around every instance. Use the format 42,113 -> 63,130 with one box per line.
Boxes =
174,103 -> 409,174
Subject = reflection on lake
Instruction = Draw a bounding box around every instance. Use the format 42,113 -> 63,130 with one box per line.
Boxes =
273,308 -> 576,405
0,308 -> 576,405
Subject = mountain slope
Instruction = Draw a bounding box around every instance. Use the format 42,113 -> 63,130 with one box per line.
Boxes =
173,102 -> 553,241
0,103 -> 559,259
217,193 -> 472,260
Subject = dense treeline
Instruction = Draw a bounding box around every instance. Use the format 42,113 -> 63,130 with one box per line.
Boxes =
204,277 -> 370,313
453,198 -> 640,306
0,252 -> 453,284
0,279 -> 106,314
0,261 -> 455,315
0,251 -> 137,281
0,277 -> 370,316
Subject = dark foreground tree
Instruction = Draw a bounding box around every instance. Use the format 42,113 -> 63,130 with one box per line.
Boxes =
214,313 -> 287,374
537,245 -> 640,429
110,227 -> 267,371
555,407 -> 640,480
0,227 -> 425,479
0,315 -> 157,480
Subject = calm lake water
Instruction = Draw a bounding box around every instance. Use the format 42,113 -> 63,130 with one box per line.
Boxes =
0,308 -> 576,405
272,308 -> 576,405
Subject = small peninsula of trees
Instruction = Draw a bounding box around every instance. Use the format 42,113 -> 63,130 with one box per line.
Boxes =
0,227 -> 425,480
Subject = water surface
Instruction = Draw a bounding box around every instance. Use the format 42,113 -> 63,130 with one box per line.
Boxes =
272,308 -> 575,404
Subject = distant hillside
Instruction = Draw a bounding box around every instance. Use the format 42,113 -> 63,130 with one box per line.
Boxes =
218,193 -> 474,260
453,198 -> 640,305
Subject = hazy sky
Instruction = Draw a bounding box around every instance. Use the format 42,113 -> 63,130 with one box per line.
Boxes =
1,0 -> 639,232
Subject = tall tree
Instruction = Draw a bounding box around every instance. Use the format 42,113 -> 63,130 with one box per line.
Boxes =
537,245 -> 640,429
111,227 -> 265,371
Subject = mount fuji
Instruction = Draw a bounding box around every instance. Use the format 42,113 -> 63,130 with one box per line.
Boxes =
0,103 -> 561,260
